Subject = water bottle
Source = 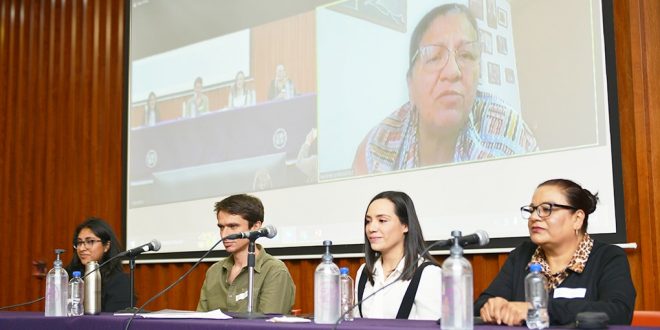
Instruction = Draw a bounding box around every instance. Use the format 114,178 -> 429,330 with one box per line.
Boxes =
525,263 -> 549,329
339,267 -> 354,321
45,249 -> 69,317
314,240 -> 340,324
68,271 -> 84,316
84,261 -> 102,315
441,230 -> 473,330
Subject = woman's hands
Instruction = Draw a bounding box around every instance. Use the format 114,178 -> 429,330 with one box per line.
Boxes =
479,297 -> 528,326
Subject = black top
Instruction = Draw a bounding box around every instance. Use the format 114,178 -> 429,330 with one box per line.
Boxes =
101,271 -> 132,312
68,268 -> 132,312
474,240 -> 636,325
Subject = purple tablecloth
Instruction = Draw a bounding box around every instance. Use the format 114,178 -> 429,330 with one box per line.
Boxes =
0,312 -> 651,330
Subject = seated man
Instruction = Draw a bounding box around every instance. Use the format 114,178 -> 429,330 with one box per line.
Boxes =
196,194 -> 295,314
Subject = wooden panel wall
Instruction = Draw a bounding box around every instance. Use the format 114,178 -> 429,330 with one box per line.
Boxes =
1,0 -> 658,313
0,0 -> 125,309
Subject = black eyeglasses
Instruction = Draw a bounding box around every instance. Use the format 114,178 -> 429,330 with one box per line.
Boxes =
73,239 -> 103,249
520,203 -> 577,219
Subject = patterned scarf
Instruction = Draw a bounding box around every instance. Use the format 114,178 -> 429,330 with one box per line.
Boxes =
529,233 -> 594,290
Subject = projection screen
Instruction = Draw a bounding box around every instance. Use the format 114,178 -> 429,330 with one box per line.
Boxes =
125,0 -> 626,260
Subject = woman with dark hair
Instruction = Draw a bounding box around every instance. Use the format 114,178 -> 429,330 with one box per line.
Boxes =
353,3 -> 537,174
144,91 -> 160,126
476,179 -> 636,326
227,70 -> 256,108
66,217 -> 132,312
355,191 -> 441,320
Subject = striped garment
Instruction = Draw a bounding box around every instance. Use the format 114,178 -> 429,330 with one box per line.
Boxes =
360,91 -> 538,173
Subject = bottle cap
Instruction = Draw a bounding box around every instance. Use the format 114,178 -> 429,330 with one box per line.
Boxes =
340,267 -> 349,275
529,263 -> 542,272
72,271 -> 81,278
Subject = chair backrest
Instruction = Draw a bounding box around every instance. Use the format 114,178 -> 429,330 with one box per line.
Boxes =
632,311 -> 660,326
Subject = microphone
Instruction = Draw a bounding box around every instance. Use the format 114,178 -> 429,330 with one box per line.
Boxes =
451,230 -> 490,247
223,225 -> 277,240
118,239 -> 161,257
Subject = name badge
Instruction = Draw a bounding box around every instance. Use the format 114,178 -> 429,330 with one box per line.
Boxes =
235,290 -> 248,302
554,287 -> 586,298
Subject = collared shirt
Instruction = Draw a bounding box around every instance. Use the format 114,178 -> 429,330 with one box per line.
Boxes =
530,233 -> 594,289
196,245 -> 295,314
359,91 -> 538,173
355,257 -> 442,320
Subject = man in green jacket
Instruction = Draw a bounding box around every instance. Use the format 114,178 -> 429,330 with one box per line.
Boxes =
196,194 -> 295,314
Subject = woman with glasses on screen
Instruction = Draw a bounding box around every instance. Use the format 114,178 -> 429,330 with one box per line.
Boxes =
66,217 -> 132,312
353,3 -> 537,175
355,191 -> 442,320
475,179 -> 635,326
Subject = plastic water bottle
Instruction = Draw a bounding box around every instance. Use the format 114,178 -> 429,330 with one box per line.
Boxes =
84,261 -> 102,315
525,263 -> 549,329
314,240 -> 340,324
45,249 -> 69,317
68,271 -> 84,316
441,231 -> 473,330
339,267 -> 354,321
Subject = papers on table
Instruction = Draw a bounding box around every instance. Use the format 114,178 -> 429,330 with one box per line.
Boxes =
114,309 -> 232,319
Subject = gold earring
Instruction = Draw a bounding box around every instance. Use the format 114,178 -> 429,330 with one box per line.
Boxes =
575,229 -> 579,237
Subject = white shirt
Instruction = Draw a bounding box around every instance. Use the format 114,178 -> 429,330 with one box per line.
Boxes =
354,257 -> 442,320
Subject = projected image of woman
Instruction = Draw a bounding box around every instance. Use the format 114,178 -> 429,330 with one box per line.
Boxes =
227,70 -> 256,108
355,191 -> 442,320
144,91 -> 160,126
475,179 -> 636,326
353,4 -> 538,175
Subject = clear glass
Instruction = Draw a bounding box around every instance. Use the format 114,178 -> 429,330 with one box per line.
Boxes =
67,274 -> 85,316
525,267 -> 549,329
412,41 -> 482,73
314,261 -> 340,324
441,254 -> 473,330
339,269 -> 354,321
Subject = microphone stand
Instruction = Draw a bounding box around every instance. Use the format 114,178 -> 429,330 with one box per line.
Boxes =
247,239 -> 256,314
129,255 -> 136,309
116,253 -> 140,314
236,238 -> 266,319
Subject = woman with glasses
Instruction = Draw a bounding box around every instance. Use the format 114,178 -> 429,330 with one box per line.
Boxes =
475,179 -> 635,326
355,191 -> 442,320
66,217 -> 132,312
353,3 -> 537,175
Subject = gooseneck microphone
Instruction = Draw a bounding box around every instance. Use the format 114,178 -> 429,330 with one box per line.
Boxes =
331,230 -> 490,330
118,239 -> 162,257
223,225 -> 277,240
451,230 -> 490,247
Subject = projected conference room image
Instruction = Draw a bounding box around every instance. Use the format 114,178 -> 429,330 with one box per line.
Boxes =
128,9 -> 318,207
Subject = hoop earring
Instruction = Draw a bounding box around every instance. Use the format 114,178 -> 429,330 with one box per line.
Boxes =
575,229 -> 579,237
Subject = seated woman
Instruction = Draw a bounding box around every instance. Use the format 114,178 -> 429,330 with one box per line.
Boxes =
475,179 -> 636,326
355,191 -> 442,320
66,217 -> 132,312
227,70 -> 255,108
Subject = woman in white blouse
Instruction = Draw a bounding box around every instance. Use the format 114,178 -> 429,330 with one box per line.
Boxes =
227,70 -> 255,108
355,191 -> 442,320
